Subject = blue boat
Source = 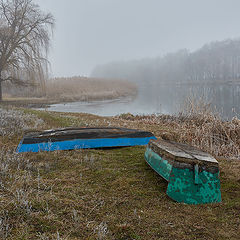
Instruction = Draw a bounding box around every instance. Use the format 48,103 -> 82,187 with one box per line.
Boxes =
17,127 -> 156,153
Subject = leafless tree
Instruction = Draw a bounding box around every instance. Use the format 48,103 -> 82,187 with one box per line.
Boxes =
0,0 -> 54,101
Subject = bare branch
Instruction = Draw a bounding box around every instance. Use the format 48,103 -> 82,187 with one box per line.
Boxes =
0,0 -> 54,100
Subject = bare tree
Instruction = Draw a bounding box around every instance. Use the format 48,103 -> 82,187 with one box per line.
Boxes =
0,0 -> 54,101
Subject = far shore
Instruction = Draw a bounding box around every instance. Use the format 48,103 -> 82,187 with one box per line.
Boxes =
1,76 -> 138,108
0,94 -> 136,109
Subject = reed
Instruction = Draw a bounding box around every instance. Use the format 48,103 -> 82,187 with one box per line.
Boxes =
46,76 -> 137,102
117,97 -> 240,159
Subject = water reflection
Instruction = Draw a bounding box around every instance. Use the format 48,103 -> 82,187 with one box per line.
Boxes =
42,83 -> 240,119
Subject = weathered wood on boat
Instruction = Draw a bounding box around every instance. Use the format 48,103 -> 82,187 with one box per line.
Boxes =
145,139 -> 222,204
149,139 -> 218,165
17,127 -> 156,153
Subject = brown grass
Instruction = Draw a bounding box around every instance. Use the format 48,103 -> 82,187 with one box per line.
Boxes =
0,105 -> 240,239
46,77 -> 137,102
116,98 -> 240,160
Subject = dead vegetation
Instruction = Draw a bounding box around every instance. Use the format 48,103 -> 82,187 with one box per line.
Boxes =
46,77 -> 137,102
116,97 -> 240,159
0,105 -> 240,239
2,77 -> 137,104
0,107 -> 44,137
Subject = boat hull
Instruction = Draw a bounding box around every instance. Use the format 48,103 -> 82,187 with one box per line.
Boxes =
17,127 -> 156,153
145,140 -> 221,204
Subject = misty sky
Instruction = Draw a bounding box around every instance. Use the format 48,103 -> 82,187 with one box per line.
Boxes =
36,0 -> 240,77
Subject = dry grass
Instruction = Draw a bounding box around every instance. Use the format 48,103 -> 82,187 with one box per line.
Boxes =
0,107 -> 44,137
46,77 -> 137,102
2,77 -> 137,105
116,98 -> 240,160
0,106 -> 240,239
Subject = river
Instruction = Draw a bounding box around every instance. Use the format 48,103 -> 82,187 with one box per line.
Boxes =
40,83 -> 240,119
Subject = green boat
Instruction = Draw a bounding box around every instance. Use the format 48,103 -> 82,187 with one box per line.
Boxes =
145,139 -> 221,204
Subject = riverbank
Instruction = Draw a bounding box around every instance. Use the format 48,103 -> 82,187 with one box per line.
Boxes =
0,106 -> 239,239
1,77 -> 137,108
46,77 -> 137,102
0,97 -> 58,108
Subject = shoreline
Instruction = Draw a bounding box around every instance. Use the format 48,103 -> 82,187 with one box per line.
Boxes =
0,93 -> 137,109
1,76 -> 138,108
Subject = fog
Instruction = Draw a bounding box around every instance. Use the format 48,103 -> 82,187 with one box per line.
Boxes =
36,0 -> 240,77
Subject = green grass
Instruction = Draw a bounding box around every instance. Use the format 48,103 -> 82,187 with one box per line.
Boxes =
0,109 -> 240,239
22,109 -> 81,127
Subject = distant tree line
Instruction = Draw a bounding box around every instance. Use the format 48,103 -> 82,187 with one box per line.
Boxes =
92,39 -> 240,85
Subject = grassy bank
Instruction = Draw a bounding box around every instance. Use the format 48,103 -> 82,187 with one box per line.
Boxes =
2,77 -> 137,107
46,77 -> 137,102
0,106 -> 239,239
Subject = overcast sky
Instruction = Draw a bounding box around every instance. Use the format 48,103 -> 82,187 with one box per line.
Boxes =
36,0 -> 240,77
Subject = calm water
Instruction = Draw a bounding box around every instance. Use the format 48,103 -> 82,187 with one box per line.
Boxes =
40,83 -> 240,119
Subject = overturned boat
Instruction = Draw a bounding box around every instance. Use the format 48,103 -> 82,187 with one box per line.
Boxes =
17,127 -> 156,153
145,139 -> 221,204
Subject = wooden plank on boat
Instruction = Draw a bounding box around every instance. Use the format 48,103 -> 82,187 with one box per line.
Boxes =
173,141 -> 218,164
150,140 -> 194,160
149,139 -> 218,166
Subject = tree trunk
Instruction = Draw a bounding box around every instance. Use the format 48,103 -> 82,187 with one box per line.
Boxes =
0,80 -> 2,102
0,69 -> 2,101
